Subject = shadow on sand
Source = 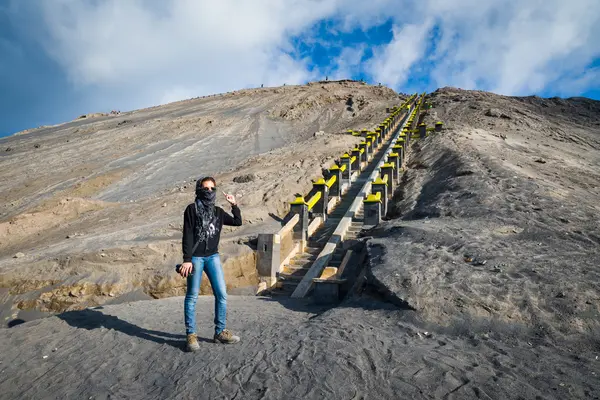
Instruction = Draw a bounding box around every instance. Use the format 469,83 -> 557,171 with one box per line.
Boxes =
56,308 -> 209,351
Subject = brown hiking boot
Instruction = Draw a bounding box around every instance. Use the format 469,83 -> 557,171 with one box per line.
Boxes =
213,329 -> 240,344
186,334 -> 200,352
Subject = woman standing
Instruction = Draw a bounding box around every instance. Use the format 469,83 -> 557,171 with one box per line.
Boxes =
179,176 -> 242,351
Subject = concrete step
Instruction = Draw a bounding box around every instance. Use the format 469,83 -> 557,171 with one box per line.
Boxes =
279,280 -> 300,290
289,253 -> 317,263
314,223 -> 336,231
288,259 -> 315,268
277,272 -> 306,282
329,254 -> 343,263
305,246 -> 324,255
281,265 -> 311,274
329,260 -> 342,267
313,226 -> 335,235
311,235 -> 331,244
269,281 -> 297,296
332,204 -> 363,213
269,289 -> 295,297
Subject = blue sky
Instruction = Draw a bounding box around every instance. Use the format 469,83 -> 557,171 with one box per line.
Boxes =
1,0 -> 599,138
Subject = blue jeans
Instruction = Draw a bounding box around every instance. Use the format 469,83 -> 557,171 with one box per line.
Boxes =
184,253 -> 227,336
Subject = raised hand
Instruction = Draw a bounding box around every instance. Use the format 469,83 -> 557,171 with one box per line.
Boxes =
222,191 -> 236,206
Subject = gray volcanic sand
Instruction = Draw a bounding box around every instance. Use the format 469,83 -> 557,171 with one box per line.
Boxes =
368,88 -> 600,340
2,86 -> 600,399
1,295 -> 598,399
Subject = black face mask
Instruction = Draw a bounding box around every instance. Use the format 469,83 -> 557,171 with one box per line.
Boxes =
196,187 -> 216,206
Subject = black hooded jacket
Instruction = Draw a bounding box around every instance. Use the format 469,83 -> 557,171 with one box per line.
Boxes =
182,203 -> 242,262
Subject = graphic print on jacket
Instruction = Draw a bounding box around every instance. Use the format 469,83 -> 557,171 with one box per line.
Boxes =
195,201 -> 220,243
182,202 -> 242,261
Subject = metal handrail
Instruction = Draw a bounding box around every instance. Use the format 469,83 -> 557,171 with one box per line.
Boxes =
325,175 -> 336,188
306,192 -> 322,211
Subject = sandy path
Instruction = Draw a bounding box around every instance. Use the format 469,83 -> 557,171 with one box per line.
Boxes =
0,295 -> 598,399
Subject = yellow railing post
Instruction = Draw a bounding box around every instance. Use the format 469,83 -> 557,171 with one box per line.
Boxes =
371,175 -> 388,216
311,179 -> 328,220
363,192 -> 382,226
327,165 -> 342,197
289,196 -> 309,249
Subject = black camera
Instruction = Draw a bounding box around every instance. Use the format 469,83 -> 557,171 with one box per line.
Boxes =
175,264 -> 193,274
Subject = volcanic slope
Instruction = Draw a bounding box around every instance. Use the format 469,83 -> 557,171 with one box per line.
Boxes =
0,81 -> 402,319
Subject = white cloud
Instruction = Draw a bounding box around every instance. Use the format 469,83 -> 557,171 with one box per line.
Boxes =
366,21 -> 433,88
330,45 -> 366,80
343,0 -> 600,96
396,0 -> 599,95
11,0 -> 342,109
5,0 -> 600,117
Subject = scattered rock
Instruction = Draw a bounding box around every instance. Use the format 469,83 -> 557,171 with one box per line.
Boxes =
556,292 -> 566,298
5,147 -> 12,152
485,108 -> 501,117
34,144 -> 40,149
100,253 -> 106,258
485,108 -> 511,119
117,120 -> 132,126
314,131 -> 325,137
162,203 -> 167,207
534,158 -> 547,164
13,252 -> 25,259
233,174 -> 256,183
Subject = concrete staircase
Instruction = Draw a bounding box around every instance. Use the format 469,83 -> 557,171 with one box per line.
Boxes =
270,147 -> 387,296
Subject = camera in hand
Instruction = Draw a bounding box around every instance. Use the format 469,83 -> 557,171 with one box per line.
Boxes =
175,264 -> 193,274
